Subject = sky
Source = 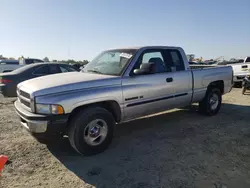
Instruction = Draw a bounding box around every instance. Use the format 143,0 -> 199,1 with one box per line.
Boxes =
0,0 -> 250,61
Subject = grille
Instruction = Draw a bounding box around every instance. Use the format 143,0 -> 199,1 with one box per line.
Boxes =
18,89 -> 31,109
20,98 -> 30,108
19,90 -> 30,99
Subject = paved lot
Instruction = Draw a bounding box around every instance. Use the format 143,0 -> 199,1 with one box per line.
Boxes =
0,88 -> 250,188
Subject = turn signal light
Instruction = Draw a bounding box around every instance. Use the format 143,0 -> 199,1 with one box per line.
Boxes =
51,105 -> 64,115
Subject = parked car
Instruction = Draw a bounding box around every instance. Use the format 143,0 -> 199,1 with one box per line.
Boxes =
0,59 -> 19,65
14,46 -> 233,155
0,63 -> 78,97
0,58 -> 44,73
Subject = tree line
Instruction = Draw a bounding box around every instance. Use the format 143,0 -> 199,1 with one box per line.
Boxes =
0,55 -> 89,65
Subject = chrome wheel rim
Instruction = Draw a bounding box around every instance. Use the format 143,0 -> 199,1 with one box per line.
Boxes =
210,93 -> 219,110
84,119 -> 108,146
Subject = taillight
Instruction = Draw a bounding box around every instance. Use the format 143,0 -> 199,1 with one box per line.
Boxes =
0,79 -> 12,84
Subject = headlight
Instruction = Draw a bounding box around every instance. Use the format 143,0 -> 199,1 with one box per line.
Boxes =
36,104 -> 64,115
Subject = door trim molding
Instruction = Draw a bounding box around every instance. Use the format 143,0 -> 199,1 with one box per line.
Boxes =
126,93 -> 188,107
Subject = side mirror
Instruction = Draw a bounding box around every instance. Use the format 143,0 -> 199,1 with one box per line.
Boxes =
133,63 -> 154,75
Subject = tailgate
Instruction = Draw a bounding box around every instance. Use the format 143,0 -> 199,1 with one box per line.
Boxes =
232,64 -> 250,75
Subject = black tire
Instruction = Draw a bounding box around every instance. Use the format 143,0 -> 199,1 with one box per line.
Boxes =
242,87 -> 246,95
199,88 -> 222,116
68,107 -> 115,156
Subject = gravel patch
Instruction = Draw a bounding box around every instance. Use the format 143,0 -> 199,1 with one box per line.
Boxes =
0,89 -> 250,188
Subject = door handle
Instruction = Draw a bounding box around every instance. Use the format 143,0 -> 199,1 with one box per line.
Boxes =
166,77 -> 173,82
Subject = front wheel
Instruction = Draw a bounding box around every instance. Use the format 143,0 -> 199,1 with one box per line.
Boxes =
199,88 -> 222,116
68,107 -> 115,156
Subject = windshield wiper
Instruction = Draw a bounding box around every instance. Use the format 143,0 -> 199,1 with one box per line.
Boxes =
87,69 -> 103,74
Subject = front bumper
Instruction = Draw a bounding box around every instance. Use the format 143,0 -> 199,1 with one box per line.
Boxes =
15,101 -> 69,135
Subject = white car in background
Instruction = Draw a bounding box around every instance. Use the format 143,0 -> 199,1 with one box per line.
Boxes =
230,57 -> 250,85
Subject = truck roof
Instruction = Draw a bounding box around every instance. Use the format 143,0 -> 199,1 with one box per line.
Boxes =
107,46 -> 182,51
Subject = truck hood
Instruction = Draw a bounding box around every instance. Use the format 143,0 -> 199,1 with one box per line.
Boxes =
18,72 -> 121,96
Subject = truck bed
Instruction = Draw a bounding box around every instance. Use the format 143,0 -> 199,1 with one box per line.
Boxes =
191,65 -> 233,103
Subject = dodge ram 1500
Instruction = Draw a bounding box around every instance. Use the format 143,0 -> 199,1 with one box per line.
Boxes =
15,46 -> 233,155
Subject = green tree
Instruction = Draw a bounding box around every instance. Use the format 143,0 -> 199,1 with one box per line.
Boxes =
82,60 -> 89,65
43,57 -> 50,62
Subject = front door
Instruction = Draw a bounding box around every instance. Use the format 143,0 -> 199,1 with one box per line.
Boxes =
122,48 -> 192,121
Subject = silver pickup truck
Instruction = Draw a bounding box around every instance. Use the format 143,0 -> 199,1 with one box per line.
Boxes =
15,46 -> 233,155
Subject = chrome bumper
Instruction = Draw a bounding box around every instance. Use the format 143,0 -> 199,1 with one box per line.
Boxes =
19,113 -> 48,133
15,101 -> 48,133
15,100 -> 69,135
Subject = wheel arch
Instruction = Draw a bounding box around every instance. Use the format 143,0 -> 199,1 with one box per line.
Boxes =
67,100 -> 122,127
207,80 -> 224,94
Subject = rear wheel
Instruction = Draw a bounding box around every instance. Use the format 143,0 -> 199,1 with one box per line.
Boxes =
68,107 -> 115,156
199,88 -> 222,116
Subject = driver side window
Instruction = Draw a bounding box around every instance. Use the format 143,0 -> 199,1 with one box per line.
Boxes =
142,52 -> 163,63
134,50 -> 169,74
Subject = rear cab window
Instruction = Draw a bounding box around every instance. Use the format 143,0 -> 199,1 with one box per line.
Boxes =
168,50 -> 185,71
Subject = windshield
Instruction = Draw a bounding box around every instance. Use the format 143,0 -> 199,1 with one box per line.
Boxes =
82,49 -> 137,76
